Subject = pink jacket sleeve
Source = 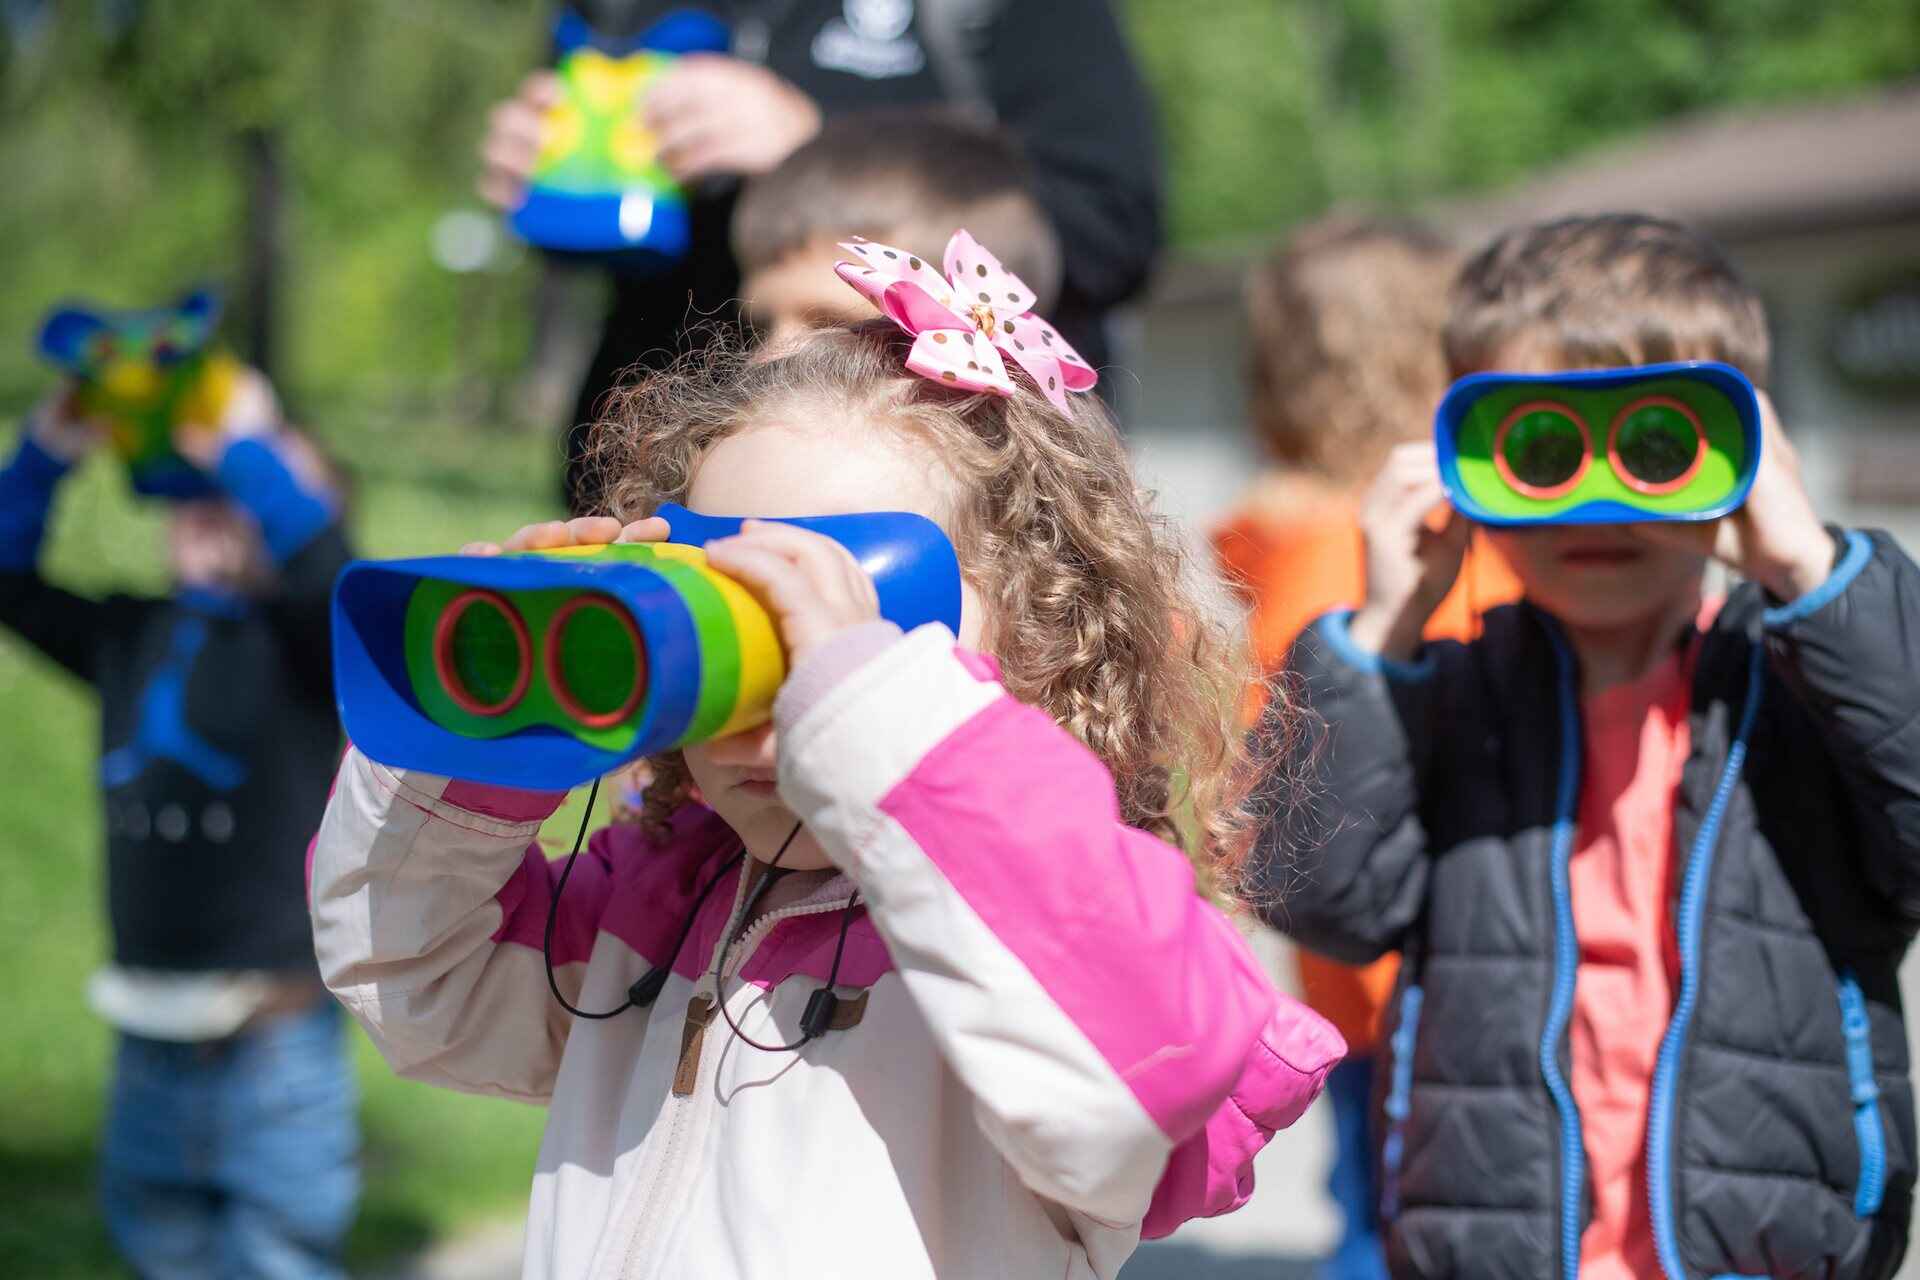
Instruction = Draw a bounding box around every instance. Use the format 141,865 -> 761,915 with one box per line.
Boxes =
773,624 -> 1342,1236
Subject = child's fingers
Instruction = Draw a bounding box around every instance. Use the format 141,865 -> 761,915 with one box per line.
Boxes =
503,521 -> 571,551
703,540 -> 815,621
736,521 -> 878,609
459,541 -> 504,557
564,516 -> 623,545
615,516 -> 671,543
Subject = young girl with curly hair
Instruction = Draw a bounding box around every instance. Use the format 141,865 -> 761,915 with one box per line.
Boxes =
308,232 -> 1341,1280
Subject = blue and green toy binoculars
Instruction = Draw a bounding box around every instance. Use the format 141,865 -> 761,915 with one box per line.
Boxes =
332,504 -> 962,790
1435,361 -> 1762,526
36,289 -> 237,501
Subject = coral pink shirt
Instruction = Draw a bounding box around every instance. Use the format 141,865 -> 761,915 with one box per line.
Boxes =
1570,606 -> 1718,1279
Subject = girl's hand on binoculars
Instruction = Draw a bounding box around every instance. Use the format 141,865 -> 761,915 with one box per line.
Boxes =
1628,394 -> 1834,603
704,520 -> 880,664
1349,441 -> 1470,661
459,515 -> 665,558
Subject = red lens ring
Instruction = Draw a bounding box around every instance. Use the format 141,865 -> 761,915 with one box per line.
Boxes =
433,589 -> 532,717
1607,395 -> 1706,496
1493,400 -> 1592,500
543,595 -> 649,730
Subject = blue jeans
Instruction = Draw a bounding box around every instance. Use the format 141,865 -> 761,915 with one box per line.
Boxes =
101,999 -> 360,1280
1320,1055 -> 1388,1280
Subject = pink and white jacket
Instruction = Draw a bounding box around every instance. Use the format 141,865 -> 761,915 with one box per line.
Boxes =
309,623 -> 1343,1279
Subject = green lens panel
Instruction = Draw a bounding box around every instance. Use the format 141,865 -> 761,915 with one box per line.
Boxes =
449,597 -> 525,708
399,542 -> 745,749
552,602 -> 638,718
1613,402 -> 1698,488
1454,377 -> 1746,520
1501,408 -> 1587,492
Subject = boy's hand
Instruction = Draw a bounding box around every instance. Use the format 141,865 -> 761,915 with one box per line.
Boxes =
644,55 -> 821,181
478,71 -> 561,211
25,386 -> 106,463
703,520 -> 879,664
1631,394 -> 1835,602
172,365 -> 284,469
1348,442 -> 1470,661
459,514 -> 669,557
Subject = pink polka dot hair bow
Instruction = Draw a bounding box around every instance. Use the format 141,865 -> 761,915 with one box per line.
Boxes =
836,229 -> 1096,414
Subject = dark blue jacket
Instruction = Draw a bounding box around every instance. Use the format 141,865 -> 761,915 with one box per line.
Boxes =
1263,530 -> 1920,1279
0,433 -> 349,972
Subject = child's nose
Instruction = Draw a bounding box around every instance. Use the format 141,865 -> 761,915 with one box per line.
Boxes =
702,721 -> 779,770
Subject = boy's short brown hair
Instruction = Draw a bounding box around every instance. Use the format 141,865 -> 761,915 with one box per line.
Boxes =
732,106 -> 1063,310
1244,216 -> 1460,486
1445,212 -> 1770,386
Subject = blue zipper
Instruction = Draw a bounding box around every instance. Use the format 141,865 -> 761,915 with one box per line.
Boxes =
1540,623 -> 1587,1280
1379,982 -> 1424,1221
1647,640 -> 1767,1279
1836,972 -> 1887,1218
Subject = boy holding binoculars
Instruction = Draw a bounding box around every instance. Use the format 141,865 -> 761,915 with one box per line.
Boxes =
1264,213 -> 1920,1279
0,370 -> 357,1278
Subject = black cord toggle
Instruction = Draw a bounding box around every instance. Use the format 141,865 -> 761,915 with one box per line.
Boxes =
799,988 -> 840,1040
627,968 -> 670,1009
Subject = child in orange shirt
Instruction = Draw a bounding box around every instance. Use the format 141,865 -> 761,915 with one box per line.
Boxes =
1211,216 -> 1518,1280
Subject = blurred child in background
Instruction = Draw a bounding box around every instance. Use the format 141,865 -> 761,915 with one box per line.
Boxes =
0,374 -> 357,1279
1211,215 -> 1517,1280
731,107 -> 1061,349
309,235 -> 1341,1279
1269,213 -> 1920,1278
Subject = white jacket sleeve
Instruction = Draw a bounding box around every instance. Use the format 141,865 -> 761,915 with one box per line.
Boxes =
309,747 -> 582,1103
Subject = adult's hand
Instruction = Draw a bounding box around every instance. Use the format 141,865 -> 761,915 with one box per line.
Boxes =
478,71 -> 563,210
644,55 -> 822,182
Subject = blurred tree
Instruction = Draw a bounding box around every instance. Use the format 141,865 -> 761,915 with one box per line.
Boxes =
0,0 -> 543,407
0,0 -> 1914,411
1128,0 -> 1920,245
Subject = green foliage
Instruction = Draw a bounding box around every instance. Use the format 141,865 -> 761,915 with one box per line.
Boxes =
0,0 -> 545,411
1130,0 -> 1920,245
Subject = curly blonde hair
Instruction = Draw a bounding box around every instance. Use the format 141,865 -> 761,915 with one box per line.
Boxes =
585,321 -> 1278,900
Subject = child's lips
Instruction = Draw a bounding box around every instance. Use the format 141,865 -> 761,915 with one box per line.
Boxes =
734,778 -> 779,797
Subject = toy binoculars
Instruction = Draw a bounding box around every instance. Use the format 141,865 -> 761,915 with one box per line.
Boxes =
36,289 -> 237,500
1436,361 -> 1762,526
332,504 -> 963,789
508,7 -> 730,259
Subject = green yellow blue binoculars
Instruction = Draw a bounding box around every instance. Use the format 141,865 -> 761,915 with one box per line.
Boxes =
507,9 -> 729,258
332,505 -> 962,789
36,289 -> 236,500
1435,362 -> 1761,526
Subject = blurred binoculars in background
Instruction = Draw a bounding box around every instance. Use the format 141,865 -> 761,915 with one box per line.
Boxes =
1437,361 -> 1762,526
507,7 -> 730,260
36,289 -> 238,500
332,505 -> 963,790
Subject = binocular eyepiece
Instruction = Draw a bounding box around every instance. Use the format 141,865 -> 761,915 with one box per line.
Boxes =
1435,361 -> 1763,527
332,505 -> 962,790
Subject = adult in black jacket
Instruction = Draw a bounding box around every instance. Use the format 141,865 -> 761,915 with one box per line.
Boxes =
1259,215 -> 1920,1279
481,0 -> 1163,511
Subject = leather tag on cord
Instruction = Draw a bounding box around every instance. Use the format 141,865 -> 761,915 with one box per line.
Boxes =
673,995 -> 717,1097
827,989 -> 869,1031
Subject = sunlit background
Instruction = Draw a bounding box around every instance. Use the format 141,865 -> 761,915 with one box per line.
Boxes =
2,2 -> 1916,1274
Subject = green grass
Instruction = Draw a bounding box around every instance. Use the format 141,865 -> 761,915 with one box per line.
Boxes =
0,412 -> 610,1276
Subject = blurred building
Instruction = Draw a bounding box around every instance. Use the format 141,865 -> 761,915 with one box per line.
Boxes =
1126,86 -> 1920,547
